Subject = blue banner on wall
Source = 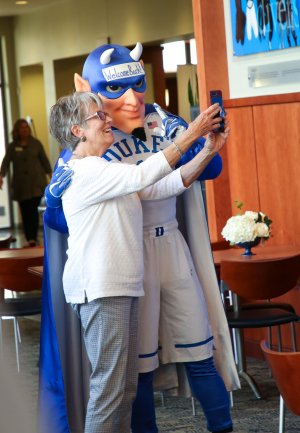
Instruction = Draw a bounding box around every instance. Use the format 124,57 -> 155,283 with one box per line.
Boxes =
230,0 -> 300,56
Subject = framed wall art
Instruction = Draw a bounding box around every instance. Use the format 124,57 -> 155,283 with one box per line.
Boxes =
230,0 -> 300,55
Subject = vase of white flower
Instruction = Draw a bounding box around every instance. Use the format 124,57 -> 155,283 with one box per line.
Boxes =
221,206 -> 272,256
236,237 -> 262,256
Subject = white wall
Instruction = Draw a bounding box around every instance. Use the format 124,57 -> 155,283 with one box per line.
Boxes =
223,0 -> 300,98
177,64 -> 198,121
14,0 -> 194,67
12,0 -> 194,164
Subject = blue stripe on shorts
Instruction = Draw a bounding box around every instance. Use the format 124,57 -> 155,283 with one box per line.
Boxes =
174,335 -> 214,349
139,348 -> 159,359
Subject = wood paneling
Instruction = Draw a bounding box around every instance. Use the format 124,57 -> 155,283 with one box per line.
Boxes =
209,93 -> 300,356
253,103 -> 300,246
224,92 -> 300,108
209,93 -> 300,246
225,106 -> 260,213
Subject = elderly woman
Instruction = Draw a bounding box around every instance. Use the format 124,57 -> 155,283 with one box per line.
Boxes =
0,118 -> 52,246
48,91 -> 227,433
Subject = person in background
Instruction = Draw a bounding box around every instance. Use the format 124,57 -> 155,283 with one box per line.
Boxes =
0,118 -> 52,246
40,42 -> 239,433
49,90 -> 228,433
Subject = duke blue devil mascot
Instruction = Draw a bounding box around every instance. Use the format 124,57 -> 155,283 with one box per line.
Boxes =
39,42 -> 239,433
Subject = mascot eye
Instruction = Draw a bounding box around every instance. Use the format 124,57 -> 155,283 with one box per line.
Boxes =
134,79 -> 144,89
106,84 -> 123,93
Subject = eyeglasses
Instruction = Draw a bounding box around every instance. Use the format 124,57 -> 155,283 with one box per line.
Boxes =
84,110 -> 108,122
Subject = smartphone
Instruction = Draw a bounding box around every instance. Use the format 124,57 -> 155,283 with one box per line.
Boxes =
210,90 -> 225,133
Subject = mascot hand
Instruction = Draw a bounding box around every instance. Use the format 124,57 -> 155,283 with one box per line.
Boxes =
45,160 -> 73,208
154,103 -> 188,141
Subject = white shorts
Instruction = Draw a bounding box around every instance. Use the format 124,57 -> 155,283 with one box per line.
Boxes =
138,220 -> 213,373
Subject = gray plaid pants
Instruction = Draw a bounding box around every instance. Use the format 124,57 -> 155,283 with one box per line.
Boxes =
74,296 -> 139,433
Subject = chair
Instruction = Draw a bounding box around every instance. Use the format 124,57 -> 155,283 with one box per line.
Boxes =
0,253 -> 43,371
0,233 -> 15,249
220,254 -> 300,399
261,340 -> 300,433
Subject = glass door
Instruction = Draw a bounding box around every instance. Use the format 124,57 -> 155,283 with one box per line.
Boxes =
0,40 -> 12,228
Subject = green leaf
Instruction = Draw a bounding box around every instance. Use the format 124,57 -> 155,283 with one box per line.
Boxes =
194,74 -> 199,106
188,79 -> 194,106
256,212 -> 263,223
264,217 -> 272,227
234,200 -> 244,210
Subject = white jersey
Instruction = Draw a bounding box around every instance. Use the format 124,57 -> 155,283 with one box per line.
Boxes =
103,111 -> 180,228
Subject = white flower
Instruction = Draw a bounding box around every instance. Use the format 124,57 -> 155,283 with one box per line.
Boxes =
221,210 -> 271,244
255,222 -> 269,238
245,211 -> 259,220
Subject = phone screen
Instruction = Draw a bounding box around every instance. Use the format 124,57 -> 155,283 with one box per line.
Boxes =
210,90 -> 225,133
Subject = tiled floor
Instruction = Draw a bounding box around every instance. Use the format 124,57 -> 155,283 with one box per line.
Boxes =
0,318 -> 40,433
2,316 -> 300,433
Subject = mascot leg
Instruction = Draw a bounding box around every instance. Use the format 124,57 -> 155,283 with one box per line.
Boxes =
131,372 -> 158,433
185,358 -> 233,433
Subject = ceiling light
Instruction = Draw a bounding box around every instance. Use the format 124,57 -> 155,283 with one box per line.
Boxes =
15,1 -> 28,4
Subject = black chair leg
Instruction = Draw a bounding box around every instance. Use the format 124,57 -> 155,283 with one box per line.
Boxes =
268,326 -> 272,349
277,326 -> 282,351
291,322 -> 297,351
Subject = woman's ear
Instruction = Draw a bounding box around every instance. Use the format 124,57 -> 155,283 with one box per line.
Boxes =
71,124 -> 82,139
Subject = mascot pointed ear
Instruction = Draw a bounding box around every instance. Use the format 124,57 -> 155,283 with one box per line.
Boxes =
74,73 -> 91,92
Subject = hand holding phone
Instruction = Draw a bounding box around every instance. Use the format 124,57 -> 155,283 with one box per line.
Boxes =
210,90 -> 225,133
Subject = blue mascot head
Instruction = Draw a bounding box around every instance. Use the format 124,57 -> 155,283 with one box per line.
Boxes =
82,42 -> 146,99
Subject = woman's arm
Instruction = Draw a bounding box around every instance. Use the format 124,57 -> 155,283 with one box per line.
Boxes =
0,143 -> 14,189
36,140 -> 52,175
138,169 -> 186,201
153,104 -> 223,180
179,125 -> 229,187
176,138 -> 222,181
162,103 -> 222,167
63,105 -> 224,207
138,124 -> 228,201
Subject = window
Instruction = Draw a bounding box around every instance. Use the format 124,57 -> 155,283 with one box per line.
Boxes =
161,39 -> 197,73
161,41 -> 186,73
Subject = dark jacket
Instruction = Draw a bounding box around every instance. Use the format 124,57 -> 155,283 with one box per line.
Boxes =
0,136 -> 52,201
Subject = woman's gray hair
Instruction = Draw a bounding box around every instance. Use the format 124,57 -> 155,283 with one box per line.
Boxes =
49,91 -> 103,151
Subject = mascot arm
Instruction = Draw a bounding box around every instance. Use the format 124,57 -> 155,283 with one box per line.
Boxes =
45,163 -> 73,208
43,149 -> 72,234
43,206 -> 69,234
